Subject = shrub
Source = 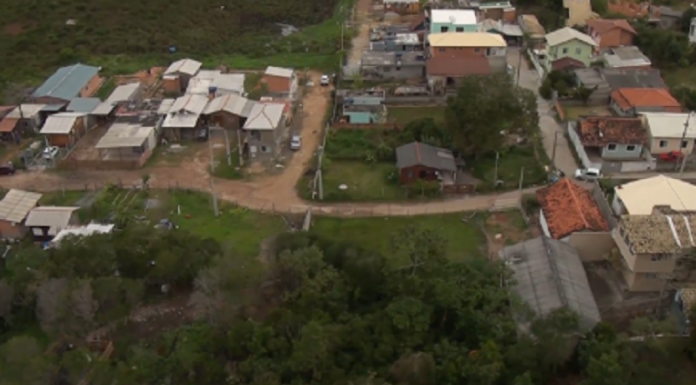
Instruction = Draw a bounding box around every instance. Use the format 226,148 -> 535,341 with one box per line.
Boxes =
405,179 -> 441,198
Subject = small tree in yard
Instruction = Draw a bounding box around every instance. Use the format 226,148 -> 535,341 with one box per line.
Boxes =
573,85 -> 597,105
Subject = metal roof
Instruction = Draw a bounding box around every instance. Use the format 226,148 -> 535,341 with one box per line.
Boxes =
107,83 -> 140,103
243,103 -> 285,130
158,99 -> 176,115
430,9 -> 477,25
164,58 -> 202,76
642,112 -> 696,139
603,46 -> 651,68
25,206 -> 79,235
51,223 -> 115,247
499,237 -> 601,331
545,27 -> 596,47
186,71 -> 245,95
95,122 -> 154,148
6,104 -> 46,119
67,97 -> 101,113
396,141 -> 457,172
32,64 -> 100,100
615,175 -> 696,215
265,66 -> 294,78
162,94 -> 208,128
40,112 -> 86,134
0,189 -> 42,223
204,94 -> 255,117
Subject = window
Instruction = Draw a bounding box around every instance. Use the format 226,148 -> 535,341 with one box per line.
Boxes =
607,143 -> 617,151
651,255 -> 668,261
439,48 -> 445,53
562,47 -> 568,54
250,130 -> 261,140
682,140 -> 688,148
456,27 -> 464,32
441,26 -> 449,32
575,47 -> 582,55
474,48 -> 481,53
261,146 -> 269,153
626,145 -> 636,151
644,273 -> 658,279
659,140 -> 668,148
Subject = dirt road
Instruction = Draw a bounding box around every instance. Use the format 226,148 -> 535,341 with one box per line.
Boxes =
347,0 -> 374,66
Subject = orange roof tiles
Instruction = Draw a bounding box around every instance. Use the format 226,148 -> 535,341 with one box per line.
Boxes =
611,88 -> 681,110
587,19 -> 637,35
536,179 -> 609,239
0,117 -> 18,133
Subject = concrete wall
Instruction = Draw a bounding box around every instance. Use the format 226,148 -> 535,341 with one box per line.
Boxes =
591,180 -> 618,228
430,22 -> 478,33
567,121 -> 602,169
650,136 -> 696,155
569,232 -> 616,262
362,65 -> 424,80
600,143 -> 643,160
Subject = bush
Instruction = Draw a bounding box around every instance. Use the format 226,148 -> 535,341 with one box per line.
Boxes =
405,179 -> 441,198
522,194 -> 540,215
539,79 -> 553,100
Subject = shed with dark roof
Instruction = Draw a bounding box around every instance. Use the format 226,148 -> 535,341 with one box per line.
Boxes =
396,141 -> 457,185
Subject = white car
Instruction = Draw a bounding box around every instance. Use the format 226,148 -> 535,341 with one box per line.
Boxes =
574,167 -> 601,180
290,135 -> 302,150
42,146 -> 59,160
320,75 -> 330,86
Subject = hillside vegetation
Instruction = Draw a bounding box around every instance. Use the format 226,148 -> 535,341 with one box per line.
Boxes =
0,0 -> 347,82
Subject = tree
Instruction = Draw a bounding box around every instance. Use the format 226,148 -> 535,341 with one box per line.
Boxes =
680,7 -> 696,34
0,336 -> 57,385
0,279 -> 13,321
634,23 -> 690,67
35,278 -> 68,335
573,85 -> 598,105
444,74 -> 539,158
581,352 -> 629,385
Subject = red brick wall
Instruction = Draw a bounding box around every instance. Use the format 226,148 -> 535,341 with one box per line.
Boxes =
399,165 -> 439,184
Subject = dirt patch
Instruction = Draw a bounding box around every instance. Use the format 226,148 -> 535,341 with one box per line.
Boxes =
114,66 -> 164,87
484,211 -> 540,259
3,22 -> 24,36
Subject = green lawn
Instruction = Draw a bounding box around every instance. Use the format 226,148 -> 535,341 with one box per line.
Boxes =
96,77 -> 117,99
562,105 -> 612,121
472,146 -> 547,191
312,213 -> 486,265
663,67 -> 696,89
388,107 -> 447,125
322,160 -> 408,201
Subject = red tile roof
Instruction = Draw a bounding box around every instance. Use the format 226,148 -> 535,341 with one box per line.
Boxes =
426,56 -> 491,77
611,88 -> 681,110
587,18 -> 637,35
0,117 -> 19,133
536,179 -> 609,239
551,57 -> 586,71
577,116 -> 646,147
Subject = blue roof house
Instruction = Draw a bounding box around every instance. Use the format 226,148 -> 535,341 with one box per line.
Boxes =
31,64 -> 101,104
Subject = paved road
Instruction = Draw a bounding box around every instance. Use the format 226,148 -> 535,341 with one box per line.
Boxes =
507,49 -> 578,177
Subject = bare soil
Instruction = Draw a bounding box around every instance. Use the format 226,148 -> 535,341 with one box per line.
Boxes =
3,22 -> 24,36
484,211 -> 540,259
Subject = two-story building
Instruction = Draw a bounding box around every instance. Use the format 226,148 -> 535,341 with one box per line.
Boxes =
612,175 -> 696,216
641,112 -> 696,156
610,88 -> 682,117
586,19 -> 637,50
429,9 -> 478,34
242,102 -> 288,159
574,116 -> 646,161
543,27 -> 597,72
613,208 -> 696,292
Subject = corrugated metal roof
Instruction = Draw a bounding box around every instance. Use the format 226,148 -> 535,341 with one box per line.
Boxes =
158,99 -> 176,115
0,189 -> 42,223
25,206 -> 79,235
265,66 -> 294,78
67,97 -> 101,113
51,223 -> 115,247
40,112 -> 85,134
162,95 -> 208,128
95,123 -> 154,148
6,104 -> 46,119
106,83 -> 140,103
32,64 -> 100,100
91,102 -> 117,116
164,58 -> 202,76
243,103 -> 284,130
428,32 -> 507,47
545,27 -> 596,47
204,94 -> 254,117
396,142 -> 457,172
431,9 -> 477,25
214,74 -> 245,94
615,175 -> 696,215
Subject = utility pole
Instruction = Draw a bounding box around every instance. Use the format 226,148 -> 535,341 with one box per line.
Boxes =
679,112 -> 693,176
551,131 -> 559,170
207,134 -> 219,216
494,151 -> 499,183
519,167 -> 525,191
221,128 -> 231,166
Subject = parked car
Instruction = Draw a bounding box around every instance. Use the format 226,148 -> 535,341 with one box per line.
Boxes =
42,146 -> 59,160
290,135 -> 302,150
0,163 -> 15,176
320,75 -> 330,86
659,151 -> 684,162
574,167 -> 602,180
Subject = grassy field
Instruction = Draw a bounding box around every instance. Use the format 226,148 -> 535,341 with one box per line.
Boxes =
664,67 -> 696,88
472,146 -> 548,191
388,106 -> 447,125
322,160 -> 407,201
562,105 -> 612,121
312,213 -> 486,265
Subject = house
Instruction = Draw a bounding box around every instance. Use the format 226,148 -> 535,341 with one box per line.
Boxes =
186,70 -> 245,96
610,88 -> 681,117
370,33 -> 423,52
612,175 -> 696,215
536,178 -> 610,241
204,94 -> 256,130
262,66 -> 298,95
563,0 -> 598,27
586,19 -> 637,49
612,209 -> 696,292
0,104 -> 47,142
427,55 -> 491,93
162,58 -> 202,93
478,19 -> 523,46
395,141 -> 458,185
39,112 -> 89,148
360,51 -> 425,80
574,68 -> 666,105
242,103 -> 287,158
517,15 -> 546,49
428,32 -> 507,57
499,237 -> 601,331
49,223 -> 115,248
641,112 -> 696,155
91,83 -> 143,117
429,9 -> 478,33
608,1 -> 657,21
30,64 -> 101,105
478,1 -> 516,23
24,206 -> 80,242
66,98 -> 101,114
0,189 -> 42,240
383,0 -> 421,15
342,104 -> 387,124
543,27 -> 597,72
161,94 -> 209,140
94,121 -> 158,167
575,116 -> 646,160
602,46 -> 651,69
657,6 -> 684,29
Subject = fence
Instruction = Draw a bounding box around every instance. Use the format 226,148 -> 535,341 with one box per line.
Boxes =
526,48 -> 545,79
331,122 -> 402,130
384,95 -> 448,105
